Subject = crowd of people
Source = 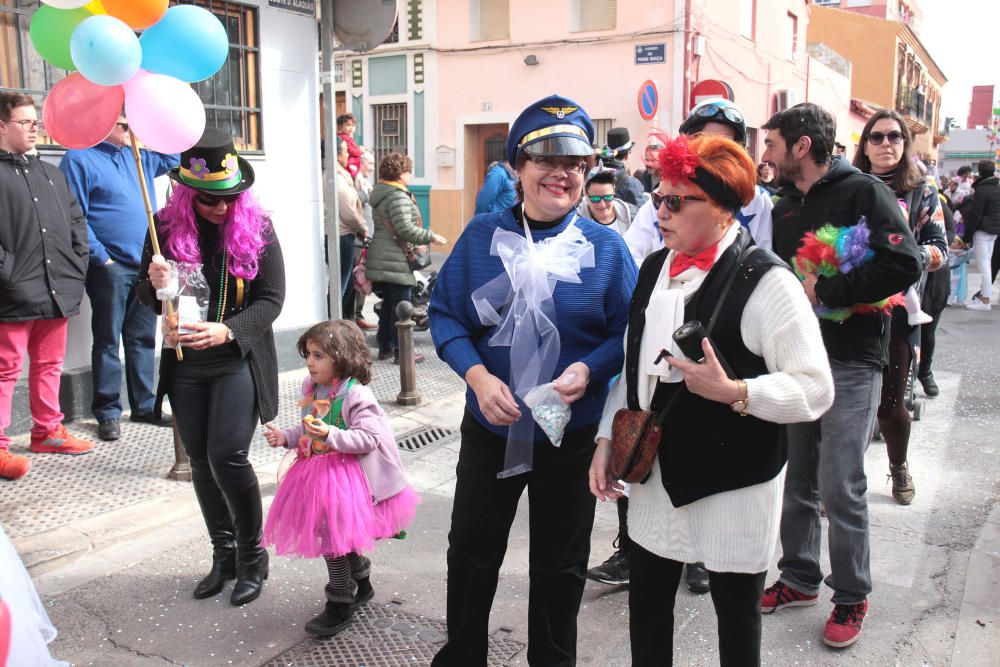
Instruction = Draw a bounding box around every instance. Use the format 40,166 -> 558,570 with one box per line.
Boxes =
3,81 -> 1000,667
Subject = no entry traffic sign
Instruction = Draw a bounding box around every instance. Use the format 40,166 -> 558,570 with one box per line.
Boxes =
638,80 -> 658,121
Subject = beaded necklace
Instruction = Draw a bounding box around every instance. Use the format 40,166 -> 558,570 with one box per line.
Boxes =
216,250 -> 229,322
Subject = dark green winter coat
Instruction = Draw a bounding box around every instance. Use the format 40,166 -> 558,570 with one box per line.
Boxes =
367,182 -> 433,286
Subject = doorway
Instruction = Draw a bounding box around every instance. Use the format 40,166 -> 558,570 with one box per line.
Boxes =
462,123 -> 509,222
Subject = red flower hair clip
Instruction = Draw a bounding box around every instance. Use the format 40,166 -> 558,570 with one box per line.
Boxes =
655,131 -> 702,185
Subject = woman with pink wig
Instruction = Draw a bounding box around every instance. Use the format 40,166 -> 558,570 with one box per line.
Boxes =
136,129 -> 285,607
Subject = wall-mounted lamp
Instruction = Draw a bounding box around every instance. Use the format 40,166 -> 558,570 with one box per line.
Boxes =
524,55 -> 539,66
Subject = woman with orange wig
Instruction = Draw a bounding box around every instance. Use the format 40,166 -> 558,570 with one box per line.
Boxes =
589,133 -> 834,665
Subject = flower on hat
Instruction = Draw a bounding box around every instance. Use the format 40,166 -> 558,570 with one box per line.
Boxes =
188,157 -> 208,179
656,133 -> 701,185
221,153 -> 238,173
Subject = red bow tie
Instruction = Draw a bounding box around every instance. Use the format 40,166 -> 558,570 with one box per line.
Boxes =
669,243 -> 719,277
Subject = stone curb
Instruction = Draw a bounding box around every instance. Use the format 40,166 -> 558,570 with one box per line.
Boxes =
15,387 -> 467,578
951,503 -> 1000,666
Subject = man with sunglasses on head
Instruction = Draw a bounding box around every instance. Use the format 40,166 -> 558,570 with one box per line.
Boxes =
760,102 -> 921,649
575,165 -> 637,236
60,116 -> 179,441
623,99 -> 774,269
0,92 -> 94,480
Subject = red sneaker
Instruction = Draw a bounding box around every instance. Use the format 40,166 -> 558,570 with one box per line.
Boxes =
823,600 -> 868,648
760,580 -> 818,613
0,449 -> 31,479
30,425 -> 95,455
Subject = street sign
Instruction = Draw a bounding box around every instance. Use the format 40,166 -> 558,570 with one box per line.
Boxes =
690,79 -> 733,110
268,0 -> 315,17
635,44 -> 666,65
638,80 -> 659,121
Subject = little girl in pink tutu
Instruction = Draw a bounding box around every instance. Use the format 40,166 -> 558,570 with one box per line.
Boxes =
262,319 -> 419,637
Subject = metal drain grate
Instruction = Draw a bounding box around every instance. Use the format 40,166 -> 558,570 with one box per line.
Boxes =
397,426 -> 454,453
262,602 -> 524,666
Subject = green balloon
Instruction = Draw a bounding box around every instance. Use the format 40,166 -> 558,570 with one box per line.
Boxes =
29,5 -> 93,71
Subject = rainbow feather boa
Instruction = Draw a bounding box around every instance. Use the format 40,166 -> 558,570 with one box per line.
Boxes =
792,218 -> 904,322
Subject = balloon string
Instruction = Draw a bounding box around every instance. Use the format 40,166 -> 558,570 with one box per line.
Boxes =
129,128 -> 183,361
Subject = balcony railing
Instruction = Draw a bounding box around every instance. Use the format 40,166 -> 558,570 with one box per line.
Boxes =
896,88 -> 933,126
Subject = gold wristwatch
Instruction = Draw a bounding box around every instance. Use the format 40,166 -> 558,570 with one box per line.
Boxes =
730,380 -> 749,416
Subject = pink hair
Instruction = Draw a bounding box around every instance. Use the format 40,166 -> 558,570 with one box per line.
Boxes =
157,183 -> 272,280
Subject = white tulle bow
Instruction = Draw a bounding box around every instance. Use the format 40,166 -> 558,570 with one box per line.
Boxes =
471,214 -> 595,477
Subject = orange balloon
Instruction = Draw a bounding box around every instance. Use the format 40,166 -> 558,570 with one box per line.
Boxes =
101,0 -> 167,30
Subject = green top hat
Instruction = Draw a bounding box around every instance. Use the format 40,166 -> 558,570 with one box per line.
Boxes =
169,128 -> 255,195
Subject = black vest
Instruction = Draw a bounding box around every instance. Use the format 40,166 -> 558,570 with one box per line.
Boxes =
625,228 -> 789,507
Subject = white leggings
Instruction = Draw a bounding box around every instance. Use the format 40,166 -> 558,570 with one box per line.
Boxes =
973,230 -> 998,299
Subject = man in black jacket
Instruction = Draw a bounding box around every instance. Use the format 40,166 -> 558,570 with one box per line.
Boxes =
961,160 -> 1000,310
758,103 -> 921,649
0,92 -> 94,481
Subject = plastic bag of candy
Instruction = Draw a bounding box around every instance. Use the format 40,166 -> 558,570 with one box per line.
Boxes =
524,375 -> 574,447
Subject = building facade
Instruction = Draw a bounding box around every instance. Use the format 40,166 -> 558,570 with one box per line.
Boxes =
336,0 -> 860,248
967,85 -> 995,129
1,0 -> 324,423
807,3 -> 947,159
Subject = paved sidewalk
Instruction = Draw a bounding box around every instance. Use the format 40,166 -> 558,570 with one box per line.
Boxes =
4,330 -> 457,570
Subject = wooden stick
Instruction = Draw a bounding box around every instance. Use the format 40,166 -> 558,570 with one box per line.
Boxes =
128,129 -> 183,361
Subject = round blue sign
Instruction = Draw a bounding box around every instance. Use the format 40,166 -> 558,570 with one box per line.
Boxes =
638,80 -> 658,121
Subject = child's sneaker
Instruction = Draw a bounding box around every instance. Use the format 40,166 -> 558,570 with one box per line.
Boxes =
760,580 -> 818,613
823,600 -> 868,648
0,449 -> 31,479
907,309 -> 934,325
30,425 -> 95,455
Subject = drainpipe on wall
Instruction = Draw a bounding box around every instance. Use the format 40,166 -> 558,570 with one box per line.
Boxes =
683,0 -> 692,114
805,53 -> 811,104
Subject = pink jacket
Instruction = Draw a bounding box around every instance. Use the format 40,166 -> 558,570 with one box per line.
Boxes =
282,380 -> 410,503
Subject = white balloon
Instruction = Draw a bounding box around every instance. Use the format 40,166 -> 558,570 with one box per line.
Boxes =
41,0 -> 92,8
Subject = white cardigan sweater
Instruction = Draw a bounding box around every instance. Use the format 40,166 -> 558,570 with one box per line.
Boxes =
597,251 -> 834,573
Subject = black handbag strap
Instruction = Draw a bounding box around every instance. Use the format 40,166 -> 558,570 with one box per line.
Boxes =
650,243 -> 758,428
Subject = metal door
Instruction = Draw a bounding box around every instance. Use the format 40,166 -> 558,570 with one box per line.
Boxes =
372,103 -> 408,169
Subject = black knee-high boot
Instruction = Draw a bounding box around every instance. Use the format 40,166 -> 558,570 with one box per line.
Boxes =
226,480 -> 269,606
191,478 -> 236,599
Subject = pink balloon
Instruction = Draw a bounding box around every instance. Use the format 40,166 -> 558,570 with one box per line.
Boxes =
124,70 -> 205,153
42,73 -> 123,149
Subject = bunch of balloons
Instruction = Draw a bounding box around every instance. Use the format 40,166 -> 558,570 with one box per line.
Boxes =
32,0 -> 229,152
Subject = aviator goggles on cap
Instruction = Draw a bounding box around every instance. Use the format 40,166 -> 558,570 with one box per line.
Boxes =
691,102 -> 745,127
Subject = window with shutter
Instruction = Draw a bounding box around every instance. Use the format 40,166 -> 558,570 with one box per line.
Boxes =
477,0 -> 509,41
576,0 -> 616,33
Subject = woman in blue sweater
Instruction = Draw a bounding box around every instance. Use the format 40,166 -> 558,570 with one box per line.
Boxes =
429,95 -> 637,666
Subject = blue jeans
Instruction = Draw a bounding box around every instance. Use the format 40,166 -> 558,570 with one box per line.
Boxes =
374,282 -> 412,355
778,359 -> 882,605
86,260 -> 157,421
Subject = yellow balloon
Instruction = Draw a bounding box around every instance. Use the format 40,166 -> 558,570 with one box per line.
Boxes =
84,1 -> 105,14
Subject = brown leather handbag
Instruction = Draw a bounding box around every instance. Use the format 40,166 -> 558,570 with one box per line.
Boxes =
608,244 -> 757,484
609,392 -> 679,483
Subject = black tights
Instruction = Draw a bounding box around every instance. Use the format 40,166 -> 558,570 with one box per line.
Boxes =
629,543 -> 766,666
877,320 -> 911,466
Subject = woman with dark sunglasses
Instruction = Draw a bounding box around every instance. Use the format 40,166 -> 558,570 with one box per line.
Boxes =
590,132 -> 833,665
136,128 -> 285,606
853,109 -> 947,506
575,166 -> 637,235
